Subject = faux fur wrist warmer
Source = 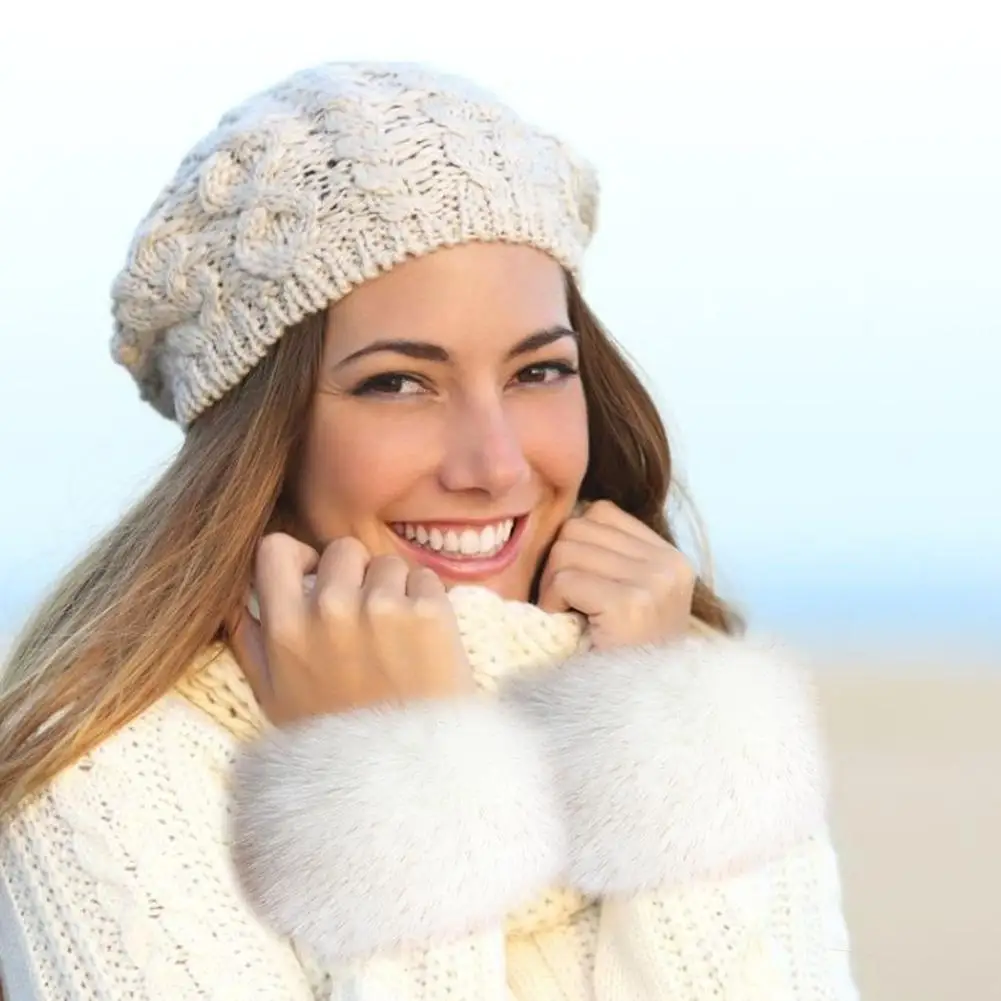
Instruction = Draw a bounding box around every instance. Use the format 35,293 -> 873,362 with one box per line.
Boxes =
229,696 -> 565,963
504,635 -> 829,897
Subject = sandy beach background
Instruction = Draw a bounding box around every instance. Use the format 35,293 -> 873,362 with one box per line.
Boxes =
817,663 -> 1001,1000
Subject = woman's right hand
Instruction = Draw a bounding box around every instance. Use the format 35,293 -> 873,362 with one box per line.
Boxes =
227,532 -> 474,726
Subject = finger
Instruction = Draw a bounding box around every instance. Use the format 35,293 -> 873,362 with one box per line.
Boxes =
311,536 -> 370,619
579,499 -> 665,545
538,530 -> 643,606
362,557 -> 418,684
545,537 -> 643,585
226,606 -> 274,710
538,567 -> 617,616
556,518 -> 654,562
406,565 -> 446,601
536,578 -> 571,614
255,532 -> 320,632
362,554 -> 411,599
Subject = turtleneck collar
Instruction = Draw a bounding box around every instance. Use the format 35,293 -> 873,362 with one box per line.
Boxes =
176,584 -> 591,739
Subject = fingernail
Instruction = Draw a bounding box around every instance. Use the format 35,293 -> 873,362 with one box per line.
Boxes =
245,588 -> 260,623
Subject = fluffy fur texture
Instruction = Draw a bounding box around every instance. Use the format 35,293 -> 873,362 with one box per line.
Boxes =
505,634 -> 829,896
230,696 -> 566,965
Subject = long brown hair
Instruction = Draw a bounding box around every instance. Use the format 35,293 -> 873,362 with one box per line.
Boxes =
0,276 -> 742,817
568,280 -> 742,635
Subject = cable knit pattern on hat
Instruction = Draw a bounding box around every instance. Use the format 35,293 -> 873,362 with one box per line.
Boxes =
109,62 -> 599,426
0,586 -> 858,1000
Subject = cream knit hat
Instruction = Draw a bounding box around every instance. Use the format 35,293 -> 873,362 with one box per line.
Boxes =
110,62 -> 599,427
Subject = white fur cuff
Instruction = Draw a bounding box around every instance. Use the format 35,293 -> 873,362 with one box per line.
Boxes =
230,697 -> 565,964
505,635 -> 828,896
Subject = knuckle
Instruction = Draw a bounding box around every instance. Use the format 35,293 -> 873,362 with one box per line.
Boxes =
650,547 -> 693,582
587,499 -> 618,519
558,517 -> 586,540
256,531 -> 292,564
363,591 -> 403,620
668,552 -> 696,586
327,536 -> 368,559
549,538 -> 575,562
625,583 -> 657,612
648,563 -> 677,590
411,595 -> 448,621
315,589 -> 353,622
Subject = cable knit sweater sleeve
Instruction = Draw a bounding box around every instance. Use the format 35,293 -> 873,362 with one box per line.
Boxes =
0,692 -> 557,1000
506,633 -> 861,1000
0,694 -> 323,999
589,836 -> 857,999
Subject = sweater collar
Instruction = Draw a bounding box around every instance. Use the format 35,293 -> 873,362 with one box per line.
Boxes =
176,585 -> 588,738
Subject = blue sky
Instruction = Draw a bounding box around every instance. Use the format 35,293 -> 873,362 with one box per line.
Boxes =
0,1 -> 998,656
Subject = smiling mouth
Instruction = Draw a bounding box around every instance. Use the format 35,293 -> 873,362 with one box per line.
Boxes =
390,518 -> 517,560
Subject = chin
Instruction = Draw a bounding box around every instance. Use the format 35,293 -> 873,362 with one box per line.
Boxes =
434,558 -> 536,602
469,572 -> 535,602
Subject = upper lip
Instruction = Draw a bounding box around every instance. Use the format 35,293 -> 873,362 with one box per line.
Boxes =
390,514 -> 527,527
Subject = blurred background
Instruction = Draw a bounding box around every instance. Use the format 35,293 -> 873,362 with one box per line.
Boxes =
1,1 -> 998,997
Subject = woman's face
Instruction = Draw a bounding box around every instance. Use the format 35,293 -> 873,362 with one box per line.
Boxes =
290,242 -> 589,601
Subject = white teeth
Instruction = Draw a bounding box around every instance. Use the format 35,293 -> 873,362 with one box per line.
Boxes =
392,518 -> 517,558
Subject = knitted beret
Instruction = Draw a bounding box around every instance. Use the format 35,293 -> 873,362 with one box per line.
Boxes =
110,62 -> 600,427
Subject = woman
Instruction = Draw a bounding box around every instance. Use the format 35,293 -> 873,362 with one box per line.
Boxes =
0,62 -> 858,999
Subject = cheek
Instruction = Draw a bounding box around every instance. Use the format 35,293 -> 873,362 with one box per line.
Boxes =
517,384 -> 589,492
294,406 -> 428,529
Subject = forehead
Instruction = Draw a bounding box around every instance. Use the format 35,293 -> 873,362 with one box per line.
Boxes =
324,243 -> 569,357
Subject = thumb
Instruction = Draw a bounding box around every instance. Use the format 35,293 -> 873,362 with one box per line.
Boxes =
225,603 -> 273,712
536,570 -> 571,614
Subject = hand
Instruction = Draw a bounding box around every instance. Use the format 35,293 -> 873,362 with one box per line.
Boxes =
227,533 -> 474,726
537,500 -> 695,650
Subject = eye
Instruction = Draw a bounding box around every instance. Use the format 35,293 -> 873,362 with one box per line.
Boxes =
351,372 -> 427,397
513,361 -> 580,386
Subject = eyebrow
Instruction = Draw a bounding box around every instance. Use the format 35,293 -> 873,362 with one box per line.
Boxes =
332,325 -> 578,370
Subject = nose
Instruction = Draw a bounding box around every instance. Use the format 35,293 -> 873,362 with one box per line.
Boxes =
438,395 -> 531,498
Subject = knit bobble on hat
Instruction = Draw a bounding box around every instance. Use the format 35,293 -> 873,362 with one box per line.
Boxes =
110,62 -> 600,428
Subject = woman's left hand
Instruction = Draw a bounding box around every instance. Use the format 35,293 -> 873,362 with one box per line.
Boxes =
537,500 -> 695,650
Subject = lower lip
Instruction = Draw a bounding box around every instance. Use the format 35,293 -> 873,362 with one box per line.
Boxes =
390,518 -> 527,582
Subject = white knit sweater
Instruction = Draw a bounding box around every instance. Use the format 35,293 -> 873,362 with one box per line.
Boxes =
0,587 -> 858,1000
